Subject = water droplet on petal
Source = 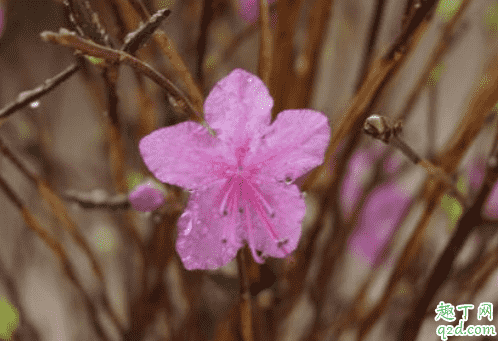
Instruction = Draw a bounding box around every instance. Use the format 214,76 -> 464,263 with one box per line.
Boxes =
285,177 -> 292,185
184,219 -> 193,236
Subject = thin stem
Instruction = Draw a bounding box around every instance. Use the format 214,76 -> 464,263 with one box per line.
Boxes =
121,8 -> 172,55
427,83 -> 437,159
355,0 -> 386,92
399,137 -> 498,341
40,29 -> 203,123
196,0 -> 216,87
258,0 -> 272,86
63,189 -> 130,210
390,135 -> 467,206
0,62 -> 80,122
397,0 -> 471,121
237,250 -> 254,341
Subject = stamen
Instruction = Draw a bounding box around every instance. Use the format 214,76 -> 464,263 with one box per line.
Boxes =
216,178 -> 236,216
246,181 -> 275,218
221,186 -> 239,245
244,202 -> 265,264
251,199 -> 290,256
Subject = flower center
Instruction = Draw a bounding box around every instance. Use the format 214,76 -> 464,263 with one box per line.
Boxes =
216,169 -> 289,263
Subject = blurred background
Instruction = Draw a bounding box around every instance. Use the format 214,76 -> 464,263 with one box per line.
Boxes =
0,0 -> 498,340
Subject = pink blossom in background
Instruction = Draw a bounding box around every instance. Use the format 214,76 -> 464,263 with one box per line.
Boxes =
468,156 -> 486,192
384,151 -> 404,175
341,143 -> 385,220
139,69 -> 330,270
129,181 -> 166,212
348,184 -> 410,266
467,156 -> 498,219
238,0 -> 277,25
484,181 -> 498,219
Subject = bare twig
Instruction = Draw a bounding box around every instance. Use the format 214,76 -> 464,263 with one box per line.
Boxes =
302,0 -> 436,192
258,0 -> 272,86
0,62 -> 80,122
122,8 -> 172,55
63,189 -> 130,210
40,29 -> 203,122
427,82 -> 438,159
355,0 -> 386,92
196,0 -> 216,87
237,250 -> 254,341
269,0 -> 305,117
363,115 -> 467,206
399,136 -> 498,341
397,1 -> 470,121
0,175 -> 111,341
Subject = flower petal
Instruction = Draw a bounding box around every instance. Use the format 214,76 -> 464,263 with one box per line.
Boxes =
348,184 -> 410,265
176,182 -> 244,270
128,182 -> 165,212
242,178 -> 306,259
139,121 -> 232,189
250,109 -> 330,183
204,69 -> 273,147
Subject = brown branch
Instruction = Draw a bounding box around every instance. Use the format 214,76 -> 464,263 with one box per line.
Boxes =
355,0 -> 387,92
269,0 -> 305,117
397,0 -> 470,121
0,62 -> 80,122
258,0 -> 272,86
288,0 -> 334,109
363,115 -> 467,205
123,3 -> 205,114
40,29 -> 202,123
301,0 -> 435,192
122,8 -> 172,55
196,0 -> 217,87
237,250 -> 254,341
399,137 -> 498,340
0,175 -> 111,341
63,189 -> 130,210
386,0 -> 440,60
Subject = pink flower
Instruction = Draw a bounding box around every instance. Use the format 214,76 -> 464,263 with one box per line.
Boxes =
348,184 -> 410,266
238,0 -> 277,26
128,180 -> 166,212
341,143 -> 385,220
139,69 -> 330,270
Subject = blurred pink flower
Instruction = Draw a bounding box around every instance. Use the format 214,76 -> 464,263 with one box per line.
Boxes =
484,181 -> 498,219
468,156 -> 486,192
348,183 -> 410,265
128,181 -> 166,212
139,69 -> 330,270
341,143 -> 385,220
467,156 -> 498,219
238,0 -> 277,25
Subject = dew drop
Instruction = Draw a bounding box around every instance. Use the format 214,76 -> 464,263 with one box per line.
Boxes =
30,101 -> 40,108
285,177 -> 292,185
184,219 -> 193,236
